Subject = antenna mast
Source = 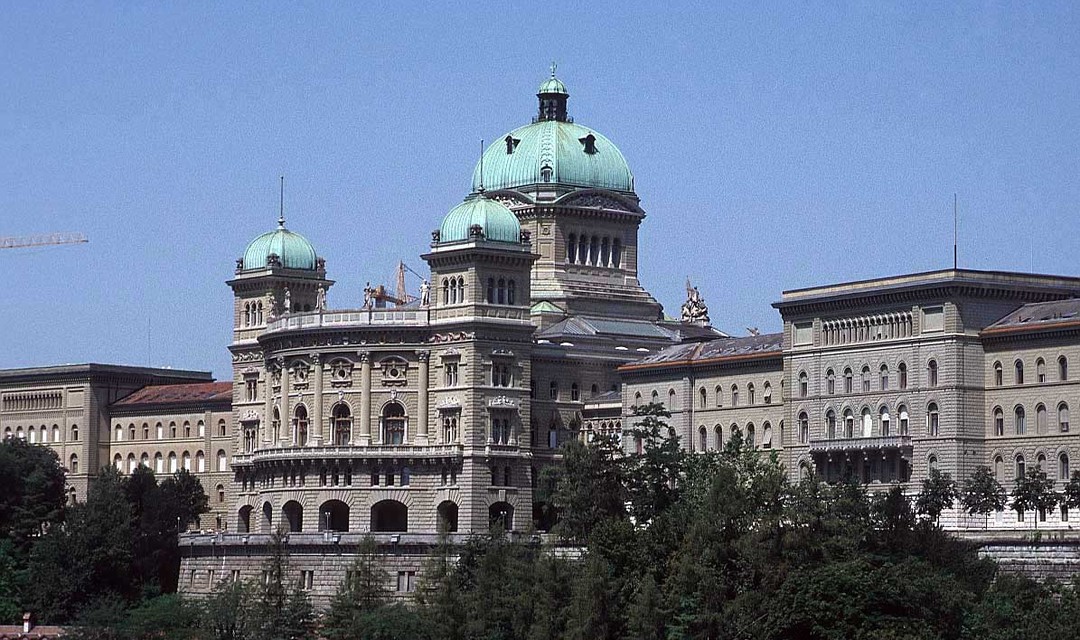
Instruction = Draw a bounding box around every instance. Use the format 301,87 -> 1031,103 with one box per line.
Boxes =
953,193 -> 958,270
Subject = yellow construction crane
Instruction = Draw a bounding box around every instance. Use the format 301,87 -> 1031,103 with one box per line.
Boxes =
0,232 -> 88,250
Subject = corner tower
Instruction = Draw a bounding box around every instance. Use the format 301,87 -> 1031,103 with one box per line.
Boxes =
471,69 -> 662,323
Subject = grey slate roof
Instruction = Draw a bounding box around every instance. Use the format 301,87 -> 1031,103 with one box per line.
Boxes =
984,298 -> 1080,333
536,315 -> 727,342
623,332 -> 784,370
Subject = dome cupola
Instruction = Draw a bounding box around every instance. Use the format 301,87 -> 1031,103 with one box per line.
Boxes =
471,68 -> 634,193
240,214 -> 319,271
437,195 -> 521,244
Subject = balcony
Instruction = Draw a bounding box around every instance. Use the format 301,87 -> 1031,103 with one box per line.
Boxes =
265,308 -> 429,334
233,443 -> 463,466
808,435 -> 912,454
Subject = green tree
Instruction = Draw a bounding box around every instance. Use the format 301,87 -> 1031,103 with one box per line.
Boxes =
623,402 -> 684,527
915,468 -> 960,523
1011,467 -> 1058,529
550,436 -> 627,543
961,466 -> 1008,529
250,531 -> 314,640
1061,469 -> 1080,515
0,437 -> 67,553
564,553 -> 621,640
199,579 -> 257,640
323,536 -> 391,640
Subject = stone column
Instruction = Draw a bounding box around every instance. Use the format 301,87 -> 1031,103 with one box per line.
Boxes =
359,352 -> 372,445
263,363 -> 274,446
417,351 -> 430,444
311,353 -> 324,446
280,358 -> 291,447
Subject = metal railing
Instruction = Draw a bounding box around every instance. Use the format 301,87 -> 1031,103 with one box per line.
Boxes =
808,435 -> 913,453
234,443 -> 463,464
266,308 -> 429,333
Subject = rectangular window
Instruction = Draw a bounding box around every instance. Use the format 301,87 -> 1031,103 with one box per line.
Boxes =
231,569 -> 241,582
208,570 -> 215,588
397,570 -> 416,592
301,570 -> 314,590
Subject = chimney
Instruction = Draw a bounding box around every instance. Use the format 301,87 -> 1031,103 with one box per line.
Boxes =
22,612 -> 32,634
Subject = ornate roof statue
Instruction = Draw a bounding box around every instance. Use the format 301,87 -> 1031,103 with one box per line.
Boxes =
681,278 -> 710,325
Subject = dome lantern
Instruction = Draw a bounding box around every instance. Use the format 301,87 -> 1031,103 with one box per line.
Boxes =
537,63 -> 569,122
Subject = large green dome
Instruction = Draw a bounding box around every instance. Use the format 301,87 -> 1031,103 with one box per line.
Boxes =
439,195 -> 521,244
242,224 -> 318,270
472,120 -> 634,193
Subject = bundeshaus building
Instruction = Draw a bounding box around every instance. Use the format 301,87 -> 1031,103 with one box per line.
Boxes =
3,71 -> 1080,602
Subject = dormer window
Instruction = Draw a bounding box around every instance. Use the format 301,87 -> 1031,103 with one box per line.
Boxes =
505,136 -> 520,154
540,165 -> 552,182
579,134 -> 597,154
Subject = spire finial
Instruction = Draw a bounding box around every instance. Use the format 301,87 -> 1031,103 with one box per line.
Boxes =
478,139 -> 485,193
278,176 -> 285,228
550,61 -> 557,78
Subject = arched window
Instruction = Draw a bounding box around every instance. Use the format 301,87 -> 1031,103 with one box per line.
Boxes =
928,455 -> 938,472
371,500 -> 407,532
861,408 -> 872,437
612,238 -> 622,268
170,422 -> 177,438
798,373 -> 807,398
272,408 -> 281,443
798,412 -> 809,444
129,425 -> 136,441
994,407 -> 1004,436
861,366 -> 871,392
322,500 -> 351,532
182,451 -> 191,471
880,365 -> 889,391
746,423 -> 755,449
333,404 -> 352,445
127,453 -> 137,474
567,234 -> 577,264
168,452 -> 178,473
1015,406 -> 1026,435
764,382 -> 773,404
1060,403 -> 1071,432
880,407 -> 890,436
114,424 -> 122,442
156,422 -> 163,439
993,361 -> 1003,386
550,381 -> 559,400
761,423 -> 773,449
668,388 -> 677,410
486,278 -> 495,304
634,391 -> 642,406
1061,453 -> 1071,481
155,453 -> 163,474
283,501 -> 303,532
217,450 -> 228,472
747,383 -> 756,405
437,501 -> 459,533
928,360 -> 939,387
994,455 -> 1004,482
826,369 -> 835,395
843,409 -> 854,438
457,277 -> 465,302
1060,356 -> 1069,381
1015,360 -> 1024,385
489,501 -> 514,530
140,453 -> 148,468
898,362 -> 908,390
198,420 -> 205,437
195,451 -> 205,473
1036,404 -> 1048,434
293,405 -> 309,446
183,421 -> 191,438
714,425 -> 723,449
600,237 -> 610,266
1037,358 -> 1046,383
382,403 -> 407,444
589,236 -> 599,265
826,410 -> 837,439
571,383 -> 580,401
52,425 -> 60,443
218,419 -> 226,437
69,454 -> 79,474
1016,454 -> 1026,480
731,385 -> 739,407
843,368 -> 853,394
927,403 -> 940,436
715,386 -> 723,407
507,280 -> 516,305
497,278 -> 506,304
699,387 -> 707,408
698,426 -> 707,452
237,505 -> 252,534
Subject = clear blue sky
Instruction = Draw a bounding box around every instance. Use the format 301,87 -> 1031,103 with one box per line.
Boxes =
3,2 -> 1079,379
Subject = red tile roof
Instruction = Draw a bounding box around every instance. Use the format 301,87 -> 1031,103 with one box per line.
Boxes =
113,382 -> 232,408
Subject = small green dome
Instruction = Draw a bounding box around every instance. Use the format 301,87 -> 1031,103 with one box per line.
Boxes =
537,74 -> 568,95
472,120 -> 634,192
439,196 -> 521,244
242,223 -> 318,270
